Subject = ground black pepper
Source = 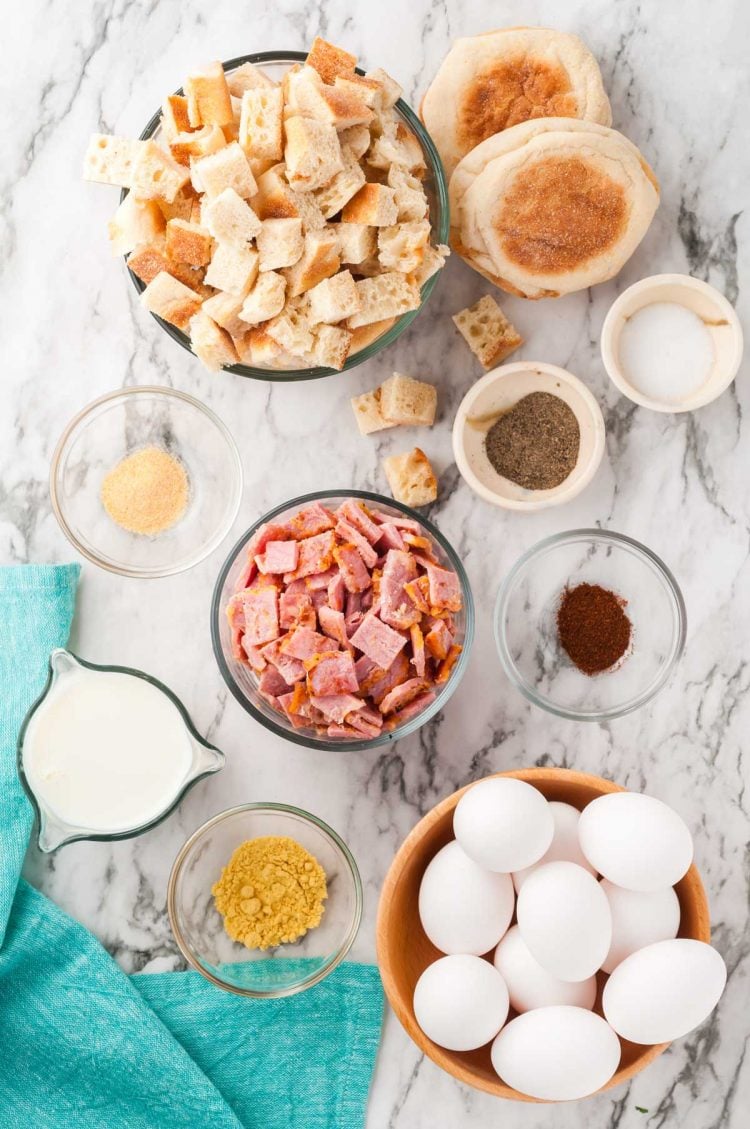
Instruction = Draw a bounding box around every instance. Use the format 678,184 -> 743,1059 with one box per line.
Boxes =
557,583 -> 632,676
484,391 -> 580,490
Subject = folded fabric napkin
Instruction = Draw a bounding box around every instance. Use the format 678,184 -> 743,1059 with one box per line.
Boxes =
0,564 -> 383,1129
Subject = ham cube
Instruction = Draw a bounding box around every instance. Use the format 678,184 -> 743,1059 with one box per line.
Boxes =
241,586 -> 279,647
334,543 -> 372,593
410,623 -> 426,678
287,501 -> 335,538
349,613 -> 407,670
261,639 -> 306,684
309,693 -> 365,724
328,571 -> 346,611
256,539 -> 299,575
305,566 -> 338,590
425,562 -> 462,612
425,620 -> 452,661
379,677 -> 426,715
387,690 -> 436,728
284,530 -> 336,581
371,512 -> 422,532
335,499 -> 382,544
360,651 -> 411,705
259,666 -> 292,697
247,521 -> 292,559
281,626 -> 333,661
376,522 -> 406,551
380,549 -> 420,630
305,650 -> 359,696
436,644 -> 462,683
279,590 -> 315,629
404,576 -> 430,614
318,605 -> 351,650
345,712 -> 383,738
242,638 -> 267,671
354,654 -> 377,683
335,520 -> 379,567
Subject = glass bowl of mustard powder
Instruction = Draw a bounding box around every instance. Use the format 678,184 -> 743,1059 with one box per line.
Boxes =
50,386 -> 242,577
168,803 -> 362,997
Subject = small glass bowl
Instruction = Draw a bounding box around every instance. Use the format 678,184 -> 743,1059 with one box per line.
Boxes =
494,530 -> 687,721
50,386 -> 243,578
168,803 -> 362,997
128,51 -> 449,381
211,490 -> 474,750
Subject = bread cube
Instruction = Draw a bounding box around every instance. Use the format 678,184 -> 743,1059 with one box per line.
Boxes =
338,124 -> 371,160
201,291 -> 247,337
312,325 -> 353,370
378,220 -> 430,274
155,186 -> 199,222
108,195 -> 165,256
347,272 -> 420,328
239,271 -> 287,325
239,88 -> 284,161
169,123 -> 226,166
294,81 -> 373,130
368,121 -> 425,174
331,222 -> 377,265
388,164 -> 429,222
306,37 -> 357,83
315,152 -> 366,219
192,141 -> 257,198
256,217 -> 304,271
165,218 -> 213,266
383,448 -> 437,507
189,310 -> 239,371
161,95 -> 192,140
227,61 -> 276,97
307,270 -> 360,324
452,295 -> 523,369
379,373 -> 437,427
251,163 -> 300,220
351,388 -> 394,435
284,116 -> 344,192
204,242 -> 259,295
127,243 -> 202,290
140,271 -> 203,331
83,135 -> 144,187
365,67 -> 403,109
413,243 -> 449,287
235,325 -> 283,366
334,74 -> 383,109
265,300 -> 315,358
185,61 -> 233,128
284,230 -> 341,296
342,183 -> 398,226
203,188 -> 262,244
130,140 -> 190,202
282,64 -> 323,118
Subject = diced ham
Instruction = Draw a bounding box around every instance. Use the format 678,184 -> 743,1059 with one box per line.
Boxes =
287,501 -> 335,538
281,626 -> 334,661
335,499 -> 382,543
403,533 -> 433,553
326,723 -> 363,738
360,651 -> 411,705
345,591 -> 363,618
370,511 -> 422,532
305,566 -> 339,590
328,571 -> 346,611
318,605 -> 351,650
284,531 -> 336,581
279,590 -> 315,629
376,522 -> 406,551
387,690 -> 437,727
436,644 -> 462,683
379,677 -> 426,715
380,549 -> 420,630
259,690 -> 280,711
261,639 -> 306,684
349,613 -> 407,670
345,610 -> 364,636
311,590 -> 329,612
404,575 -> 430,613
241,586 -> 279,647
235,557 -> 257,591
248,521 -> 293,558
410,623 -> 425,678
354,654 -> 377,683
334,543 -> 372,593
277,691 -> 309,729
258,666 -> 292,697
309,693 -> 364,724
256,539 -> 299,575
227,594 -> 246,659
361,588 -> 374,611
284,578 -> 309,595
425,562 -> 463,612
335,520 -> 379,567
425,619 -> 452,660
345,713 -> 383,738
305,650 -> 359,696
242,638 -> 267,672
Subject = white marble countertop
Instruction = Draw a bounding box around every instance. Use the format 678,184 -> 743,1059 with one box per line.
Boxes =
3,0 -> 749,1124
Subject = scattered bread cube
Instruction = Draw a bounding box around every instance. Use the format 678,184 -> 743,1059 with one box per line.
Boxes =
108,195 -> 165,256
452,294 -> 523,369
307,270 -> 361,324
203,187 -> 261,244
83,135 -> 144,187
161,95 -> 192,140
239,271 -> 287,325
169,123 -> 226,166
284,229 -> 341,296
331,222 -> 377,265
284,116 -> 344,191
348,272 -> 420,328
342,183 -> 398,226
227,61 -> 276,97
378,220 -> 430,273
204,242 -> 259,295
365,67 -> 403,109
165,218 -> 212,266
185,61 -> 233,128
192,141 -> 257,199
380,373 -> 437,426
383,448 -> 437,507
312,324 -> 353,370
315,153 -> 366,219
239,88 -> 284,161
201,290 -> 247,336
256,218 -> 304,271
141,271 -> 203,330
351,388 -> 393,435
131,141 -> 190,202
189,310 -> 239,371
306,37 -> 356,84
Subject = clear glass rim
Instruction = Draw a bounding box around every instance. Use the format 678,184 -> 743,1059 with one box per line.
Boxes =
494,528 -> 687,722
167,801 -> 363,998
17,648 -> 225,850
210,489 -> 475,750
49,385 -> 244,579
126,50 -> 450,382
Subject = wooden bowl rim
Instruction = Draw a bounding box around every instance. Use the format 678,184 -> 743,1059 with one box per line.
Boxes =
376,766 -> 710,1102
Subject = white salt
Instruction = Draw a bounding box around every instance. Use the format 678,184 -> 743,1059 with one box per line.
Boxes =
618,302 -> 715,403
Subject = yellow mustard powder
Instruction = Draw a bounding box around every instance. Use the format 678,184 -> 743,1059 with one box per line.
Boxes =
212,836 -> 327,950
100,446 -> 189,536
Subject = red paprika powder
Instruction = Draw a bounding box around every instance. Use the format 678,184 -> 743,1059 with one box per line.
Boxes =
557,583 -> 632,676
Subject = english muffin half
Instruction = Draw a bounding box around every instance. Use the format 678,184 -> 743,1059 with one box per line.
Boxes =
421,27 -> 612,176
450,118 -> 659,299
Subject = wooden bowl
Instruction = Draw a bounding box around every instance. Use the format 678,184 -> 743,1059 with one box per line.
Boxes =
376,767 -> 710,1101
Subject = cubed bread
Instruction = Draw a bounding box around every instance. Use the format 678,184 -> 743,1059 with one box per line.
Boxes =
165,218 -> 213,266
108,195 -> 165,256
379,372 -> 437,426
282,64 -> 323,118
388,164 -> 428,222
349,318 -> 396,352
235,325 -> 283,366
342,183 -> 398,226
365,67 -> 403,109
413,243 -> 449,287
350,388 -> 393,435
161,95 -> 192,140
169,123 -> 226,166
127,242 -> 202,290
307,270 -> 360,324
140,271 -> 203,330
378,220 -> 430,273
189,310 -> 239,371
185,61 -> 233,128
338,124 -> 371,160
383,448 -> 437,507
239,271 -> 287,325
314,152 -> 366,219
251,162 -> 300,220
368,120 -> 425,174
201,290 -> 247,337
256,217 -> 304,271
293,190 -> 327,232
331,222 -> 377,265
227,61 -> 276,97
130,140 -> 190,202
204,242 -> 259,295
334,73 -> 383,109
452,295 -> 523,369
284,116 -> 344,192
312,324 -> 353,370
156,186 -> 199,222
306,37 -> 357,83
191,141 -> 257,198
284,230 -> 341,296
239,87 -> 284,161
203,187 -> 262,244
294,80 -> 373,130
265,301 -> 315,358
83,135 -> 144,187
347,272 -> 420,328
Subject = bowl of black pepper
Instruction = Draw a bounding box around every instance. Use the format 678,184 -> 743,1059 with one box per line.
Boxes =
452,362 -> 606,510
494,529 -> 687,721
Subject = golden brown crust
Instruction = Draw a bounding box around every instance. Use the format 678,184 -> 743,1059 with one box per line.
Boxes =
165,219 -> 212,267
127,244 -> 204,290
185,62 -> 233,128
306,37 -> 357,84
349,317 -> 397,352
457,56 -> 577,153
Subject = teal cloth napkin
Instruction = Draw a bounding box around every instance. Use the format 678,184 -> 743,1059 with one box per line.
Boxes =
0,564 -> 383,1129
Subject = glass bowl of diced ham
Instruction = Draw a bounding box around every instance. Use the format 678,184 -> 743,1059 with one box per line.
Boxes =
211,491 -> 474,748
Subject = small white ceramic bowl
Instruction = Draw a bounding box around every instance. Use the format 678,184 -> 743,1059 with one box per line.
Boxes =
600,273 -> 743,412
452,362 -> 605,511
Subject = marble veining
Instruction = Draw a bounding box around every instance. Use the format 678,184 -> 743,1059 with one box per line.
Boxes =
2,0 -> 749,1125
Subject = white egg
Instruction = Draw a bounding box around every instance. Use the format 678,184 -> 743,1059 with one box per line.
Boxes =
493,925 -> 597,1012
600,880 -> 681,973
413,954 -> 510,1051
578,792 -> 693,892
512,801 -> 596,892
603,939 -> 727,1044
517,861 -> 612,981
419,840 -> 515,955
453,777 -> 554,873
491,1006 -> 621,1100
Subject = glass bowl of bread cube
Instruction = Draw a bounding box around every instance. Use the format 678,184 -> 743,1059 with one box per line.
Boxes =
211,490 -> 474,750
85,41 -> 449,380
